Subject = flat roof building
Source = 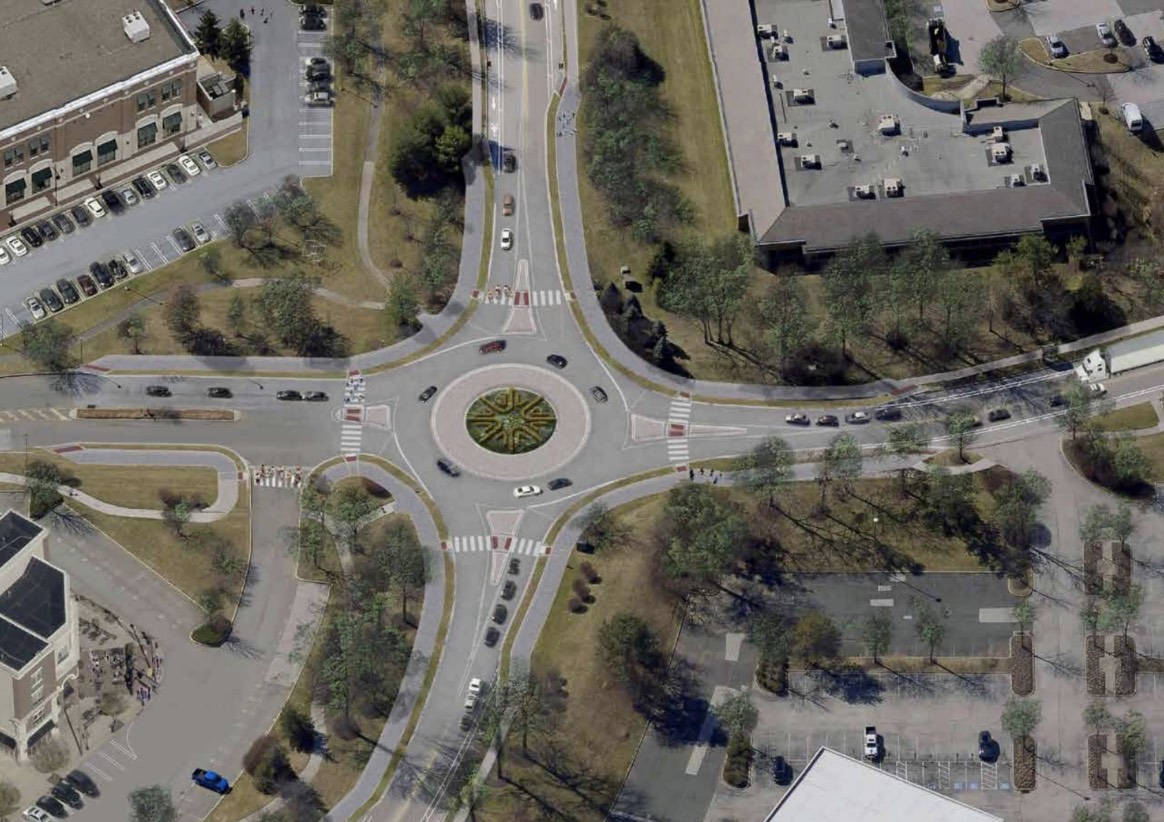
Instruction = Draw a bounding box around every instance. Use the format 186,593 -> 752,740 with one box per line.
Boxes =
765,748 -> 1004,822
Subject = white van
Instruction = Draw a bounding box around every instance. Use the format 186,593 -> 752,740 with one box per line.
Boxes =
1122,102 -> 1143,133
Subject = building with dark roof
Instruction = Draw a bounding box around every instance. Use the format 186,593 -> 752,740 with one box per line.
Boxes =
0,512 -> 77,763
0,0 -> 202,228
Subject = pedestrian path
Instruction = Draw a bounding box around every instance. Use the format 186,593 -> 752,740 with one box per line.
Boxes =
482,288 -> 566,307
252,465 -> 305,488
667,394 -> 692,467
448,536 -> 546,555
341,371 -> 366,458
0,407 -> 69,421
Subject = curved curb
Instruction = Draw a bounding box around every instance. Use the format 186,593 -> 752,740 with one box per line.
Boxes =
1019,39 -> 1132,75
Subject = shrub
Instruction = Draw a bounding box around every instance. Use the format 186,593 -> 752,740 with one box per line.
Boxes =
567,597 -> 586,613
31,737 -> 69,774
243,735 -> 279,776
579,561 -> 599,583
191,614 -> 232,647
99,691 -> 126,717
722,733 -> 754,788
243,734 -> 293,794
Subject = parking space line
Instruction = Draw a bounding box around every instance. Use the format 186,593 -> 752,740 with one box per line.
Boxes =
149,242 -> 168,265
167,236 -> 183,255
134,248 -> 154,270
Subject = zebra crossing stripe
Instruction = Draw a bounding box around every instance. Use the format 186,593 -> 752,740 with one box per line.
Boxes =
450,536 -> 546,555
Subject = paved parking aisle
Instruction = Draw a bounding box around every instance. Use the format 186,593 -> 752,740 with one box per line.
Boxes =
297,26 -> 334,178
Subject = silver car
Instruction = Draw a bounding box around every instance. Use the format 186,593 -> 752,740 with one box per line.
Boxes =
121,251 -> 144,275
189,221 -> 212,245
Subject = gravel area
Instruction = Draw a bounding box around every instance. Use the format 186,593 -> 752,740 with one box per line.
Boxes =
1087,633 -> 1106,695
1115,635 -> 1137,696
1010,634 -> 1034,696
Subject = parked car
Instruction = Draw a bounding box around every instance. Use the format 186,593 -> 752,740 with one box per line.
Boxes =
100,189 -> 125,215
69,204 -> 92,226
785,413 -> 810,425
121,251 -> 144,275
55,279 -> 79,305
146,170 -> 168,191
21,807 -> 51,822
0,246 -> 8,265
492,604 -> 508,624
500,228 -> 513,250
305,56 -> 330,70
165,163 -> 187,185
509,557 -> 520,574
39,288 -> 63,313
178,154 -> 201,177
172,228 -> 196,253
146,385 -> 171,397
1144,35 -> 1160,61
191,768 -> 231,794
1114,18 -> 1134,45
119,186 -> 140,207
76,274 -> 97,297
304,91 -> 332,107
484,626 -> 500,647
36,221 -> 58,242
437,458 -> 461,477
20,227 -> 43,248
816,414 -> 839,427
479,340 -> 506,354
306,64 -> 331,82
1046,33 -> 1067,58
530,2 -> 543,19
34,796 -> 66,819
978,730 -> 999,762
51,213 -> 75,235
108,258 -> 129,280
502,580 -> 517,599
64,770 -> 99,798
300,3 -> 327,17
196,149 -> 218,170
464,677 -> 483,710
26,297 -> 45,320
1049,393 -> 1066,407
1096,21 -> 1116,47
546,354 -> 567,369
83,196 -> 107,219
208,387 -> 233,398
189,221 -> 212,245
502,150 -> 516,172
772,755 -> 793,785
547,478 -> 572,490
419,385 -> 438,402
874,406 -> 903,421
987,408 -> 1011,422
845,411 -> 870,424
304,391 -> 329,402
49,783 -> 82,810
276,390 -> 303,401
5,236 -> 28,257
133,175 -> 157,199
864,726 -> 880,760
300,14 -> 326,30
590,386 -> 608,403
502,193 -> 515,216
306,79 -> 331,95
89,261 -> 114,289
513,485 -> 542,499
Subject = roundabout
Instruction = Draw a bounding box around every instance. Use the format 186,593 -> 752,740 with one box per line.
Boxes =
430,363 -> 591,481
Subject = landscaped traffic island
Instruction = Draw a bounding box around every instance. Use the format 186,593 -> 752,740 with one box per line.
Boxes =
466,388 -> 557,454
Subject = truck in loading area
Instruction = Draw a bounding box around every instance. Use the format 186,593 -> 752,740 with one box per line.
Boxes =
192,769 -> 231,794
864,726 -> 879,759
928,18 -> 948,56
1076,328 -> 1164,383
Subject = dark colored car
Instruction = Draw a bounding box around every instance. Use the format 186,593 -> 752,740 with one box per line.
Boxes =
437,458 -> 461,477
208,387 -> 233,398
35,796 -> 68,819
1114,18 -> 1134,46
785,413 -> 810,426
304,391 -> 328,402
20,226 -> 43,248
39,288 -> 63,313
1049,393 -> 1066,407
772,755 -> 793,785
307,79 -> 331,94
530,2 -> 543,19
502,580 -> 517,600
50,782 -> 83,810
546,354 -> 568,369
76,274 -> 97,297
146,385 -> 172,397
590,386 -> 608,403
874,406 -> 902,421
69,204 -> 92,227
65,770 -> 100,798
133,175 -> 157,199
479,339 -> 506,354
987,408 -> 1011,422
108,258 -> 129,280
300,15 -> 326,29
508,557 -> 520,574
484,627 -> 500,647
1159,759 -> 1164,789
173,227 -> 196,252
492,604 -> 508,624
547,478 -> 572,491
306,65 -> 331,81
52,213 -> 75,235
816,414 -> 839,427
978,731 -> 998,762
90,261 -> 114,289
276,390 -> 303,401
36,220 -> 58,242
502,150 -> 516,172
300,4 -> 327,17
101,189 -> 125,215
1145,35 -> 1160,61
419,385 -> 438,402
165,163 -> 188,185
55,279 -> 79,304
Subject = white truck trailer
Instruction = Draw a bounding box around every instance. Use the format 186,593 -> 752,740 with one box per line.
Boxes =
1076,328 -> 1164,382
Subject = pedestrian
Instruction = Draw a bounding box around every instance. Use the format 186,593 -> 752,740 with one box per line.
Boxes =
714,474 -> 720,485
689,468 -> 694,480
264,15 -> 268,22
240,8 -> 245,18
700,467 -> 705,477
250,5 -> 255,14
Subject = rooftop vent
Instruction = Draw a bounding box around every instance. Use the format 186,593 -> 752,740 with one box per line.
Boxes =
853,184 -> 875,199
878,114 -> 899,135
777,131 -> 797,146
799,154 -> 821,169
991,142 -> 1012,162
123,10 -> 151,43
1030,163 -> 1046,181
1008,174 -> 1025,188
826,34 -> 847,49
884,178 -> 903,197
0,67 -> 15,100
991,126 -> 1006,142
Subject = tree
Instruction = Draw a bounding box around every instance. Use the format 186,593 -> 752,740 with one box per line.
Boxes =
861,613 -> 892,663
818,433 -> 862,507
224,201 -> 257,247
944,412 -> 978,463
279,705 -> 316,753
116,315 -> 146,354
227,293 -> 248,337
21,318 -> 76,373
896,229 -> 946,327
1072,806 -> 1114,822
880,423 -> 927,494
713,691 -> 758,739
386,272 -> 422,333
1114,710 -> 1147,767
978,35 -> 1022,100
25,460 -> 66,519
1014,234 -> 1058,289
368,520 -> 429,624
220,18 -> 254,71
992,469 -> 1050,552
1084,700 -> 1111,736
1100,585 -> 1143,640
1057,381 -> 1098,440
821,233 -> 883,358
478,678 -> 513,780
735,436 -> 793,508
913,599 -> 946,661
162,283 -> 201,340
129,785 -> 177,822
162,500 -> 191,538
932,266 -> 984,352
1123,802 -> 1150,822
597,613 -> 662,689
662,484 -> 748,588
1000,697 -> 1042,748
1012,598 -> 1035,634
327,484 -> 378,552
579,502 -> 631,553
199,247 -> 228,283
458,775 -> 486,822
0,778 -> 19,820
243,734 -> 293,794
1112,434 -> 1152,488
757,274 -> 813,375
1110,503 -> 1135,550
508,660 -> 557,756
30,737 -> 68,773
749,611 -> 789,663
194,10 -> 223,57
792,611 -> 841,667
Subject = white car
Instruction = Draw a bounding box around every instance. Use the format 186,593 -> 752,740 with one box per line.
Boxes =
22,807 -> 51,822
84,197 -> 106,219
122,251 -> 144,275
501,228 -> 513,250
513,485 -> 542,499
1096,21 -> 1116,47
0,245 -> 9,265
190,221 -> 212,244
303,91 -> 332,107
1046,34 -> 1067,58
464,677 -> 483,710
178,154 -> 201,177
147,170 -> 169,191
5,236 -> 28,257
25,297 -> 45,320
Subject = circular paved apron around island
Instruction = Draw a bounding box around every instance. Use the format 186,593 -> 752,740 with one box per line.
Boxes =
430,363 -> 591,481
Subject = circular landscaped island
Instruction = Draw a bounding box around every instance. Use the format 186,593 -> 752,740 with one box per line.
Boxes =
466,388 -> 557,454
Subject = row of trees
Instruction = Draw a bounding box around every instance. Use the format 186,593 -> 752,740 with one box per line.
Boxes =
389,85 -> 473,197
193,11 -> 254,74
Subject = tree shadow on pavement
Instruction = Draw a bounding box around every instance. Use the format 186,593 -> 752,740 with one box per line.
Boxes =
809,663 -> 884,704
640,659 -> 709,747
222,634 -> 262,659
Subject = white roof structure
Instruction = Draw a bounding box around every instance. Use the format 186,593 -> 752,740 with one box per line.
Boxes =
764,748 -> 1003,822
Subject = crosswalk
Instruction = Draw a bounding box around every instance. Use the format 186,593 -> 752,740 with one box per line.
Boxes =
252,465 -> 305,488
667,394 -> 692,466
86,738 -> 136,784
0,408 -> 69,421
341,371 -> 365,457
449,536 -> 546,556
482,289 -> 566,306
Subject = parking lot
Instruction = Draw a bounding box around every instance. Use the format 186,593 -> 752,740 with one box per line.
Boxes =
298,28 -> 334,178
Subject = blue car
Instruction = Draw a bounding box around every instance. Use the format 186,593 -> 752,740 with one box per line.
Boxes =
191,769 -> 230,794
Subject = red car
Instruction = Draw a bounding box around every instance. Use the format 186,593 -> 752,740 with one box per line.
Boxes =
479,340 -> 506,354
76,274 -> 98,297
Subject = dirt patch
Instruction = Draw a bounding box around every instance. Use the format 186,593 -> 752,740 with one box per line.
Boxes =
1115,635 -> 1137,696
1084,542 -> 1103,595
1087,633 -> 1106,695
1113,544 -> 1131,594
75,408 -> 237,421
1014,736 -> 1036,791
1010,634 -> 1034,696
1088,733 -> 1108,789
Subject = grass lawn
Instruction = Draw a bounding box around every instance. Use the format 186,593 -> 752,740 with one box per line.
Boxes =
1093,402 -> 1159,432
478,498 -> 684,822
1135,431 -> 1164,477
1094,109 -> 1164,234
206,125 -> 249,167
1020,38 -> 1131,73
927,449 -> 983,467
0,451 -> 219,510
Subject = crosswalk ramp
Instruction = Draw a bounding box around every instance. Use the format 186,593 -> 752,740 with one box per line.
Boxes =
341,418 -> 362,457
0,408 -> 69,421
449,536 -> 546,556
667,394 -> 692,465
482,289 -> 566,306
341,370 -> 365,457
252,465 -> 305,488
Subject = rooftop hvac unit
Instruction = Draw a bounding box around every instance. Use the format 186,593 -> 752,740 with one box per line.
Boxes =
792,88 -> 813,103
123,10 -> 151,43
826,34 -> 846,48
1030,163 -> 1046,181
777,132 -> 797,146
878,114 -> 899,135
0,67 -> 16,100
757,24 -> 775,37
1008,174 -> 1025,187
800,154 -> 821,168
991,125 -> 1006,142
772,43 -> 788,60
884,177 -> 902,196
991,142 -> 1011,162
854,184 -> 874,199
